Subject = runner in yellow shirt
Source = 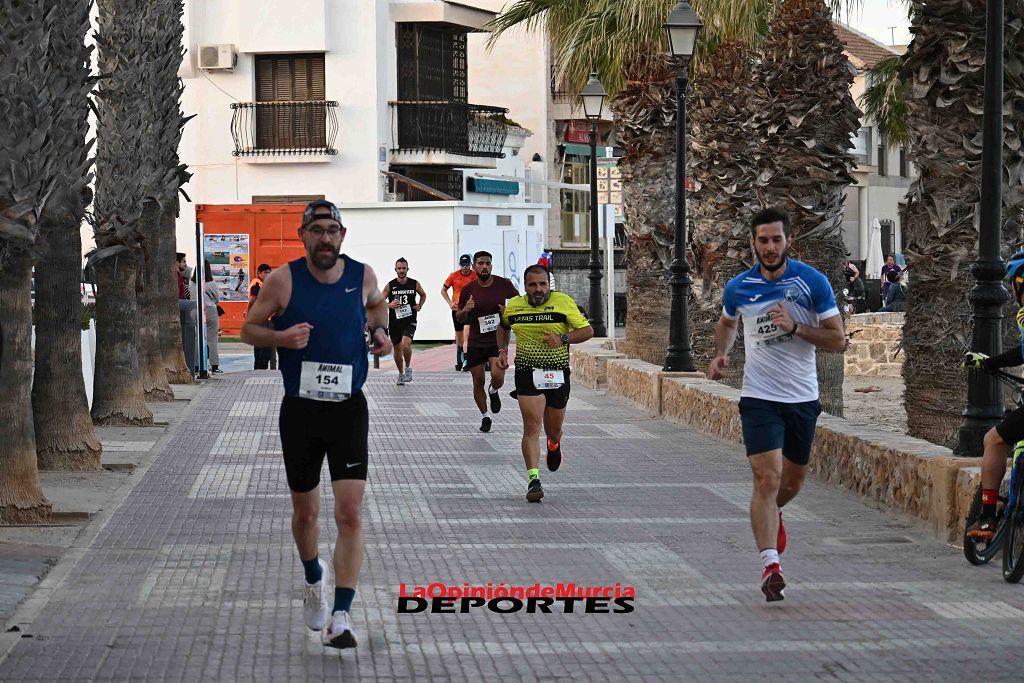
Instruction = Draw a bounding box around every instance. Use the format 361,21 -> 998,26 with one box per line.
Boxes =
501,264 -> 593,502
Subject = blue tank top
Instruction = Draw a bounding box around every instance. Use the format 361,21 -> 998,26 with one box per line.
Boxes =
274,256 -> 368,398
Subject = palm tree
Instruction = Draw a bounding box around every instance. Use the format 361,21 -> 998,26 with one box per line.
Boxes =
0,1 -> 57,522
136,1 -> 189,400
746,0 -> 861,416
491,1 -> 777,365
688,41 -> 760,385
862,0 -> 1024,449
33,0 -> 104,471
490,0 -> 859,373
90,0 -> 160,425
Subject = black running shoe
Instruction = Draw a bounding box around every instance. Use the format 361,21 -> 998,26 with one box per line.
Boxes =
546,441 -> 562,472
489,390 -> 501,414
509,390 -> 518,400
479,416 -> 492,433
527,478 -> 544,503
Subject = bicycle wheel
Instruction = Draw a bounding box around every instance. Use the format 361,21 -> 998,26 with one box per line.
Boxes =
1002,472 -> 1024,582
964,482 -> 1005,565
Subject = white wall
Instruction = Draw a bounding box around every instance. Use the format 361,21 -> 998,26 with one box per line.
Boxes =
173,0 -> 391,264
467,1 -> 550,164
338,202 -> 545,340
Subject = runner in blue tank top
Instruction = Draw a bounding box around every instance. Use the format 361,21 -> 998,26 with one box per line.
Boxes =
708,207 -> 846,603
241,199 -> 391,649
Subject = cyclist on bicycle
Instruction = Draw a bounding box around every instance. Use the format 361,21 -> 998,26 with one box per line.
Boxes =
964,251 -> 1024,541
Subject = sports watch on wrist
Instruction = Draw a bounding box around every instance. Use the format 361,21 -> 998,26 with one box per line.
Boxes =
560,333 -> 570,344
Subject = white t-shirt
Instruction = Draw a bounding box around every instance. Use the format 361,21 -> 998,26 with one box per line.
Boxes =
722,259 -> 840,403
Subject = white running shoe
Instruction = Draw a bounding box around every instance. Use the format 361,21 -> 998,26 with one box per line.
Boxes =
323,610 -> 357,649
404,367 -> 412,382
396,373 -> 405,386
303,559 -> 330,631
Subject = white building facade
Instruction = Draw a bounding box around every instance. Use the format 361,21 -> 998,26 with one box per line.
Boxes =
173,0 -> 547,340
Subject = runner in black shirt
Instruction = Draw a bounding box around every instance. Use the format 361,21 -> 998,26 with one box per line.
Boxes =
382,257 -> 426,385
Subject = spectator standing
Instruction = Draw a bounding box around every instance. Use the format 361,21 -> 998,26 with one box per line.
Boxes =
203,262 -> 222,373
176,252 -> 197,374
248,263 -> 274,369
880,254 -> 902,299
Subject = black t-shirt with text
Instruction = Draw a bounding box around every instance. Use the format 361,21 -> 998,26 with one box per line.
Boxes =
388,277 -> 419,326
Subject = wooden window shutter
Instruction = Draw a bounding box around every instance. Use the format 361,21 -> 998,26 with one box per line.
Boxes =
254,54 -> 327,150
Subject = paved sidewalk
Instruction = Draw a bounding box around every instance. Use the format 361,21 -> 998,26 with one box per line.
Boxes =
3,365 -> 1024,680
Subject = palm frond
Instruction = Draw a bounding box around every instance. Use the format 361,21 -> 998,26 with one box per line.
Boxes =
860,54 -> 911,147
489,0 -> 867,100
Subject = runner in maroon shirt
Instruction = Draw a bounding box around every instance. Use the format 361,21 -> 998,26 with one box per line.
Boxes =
457,251 -> 519,433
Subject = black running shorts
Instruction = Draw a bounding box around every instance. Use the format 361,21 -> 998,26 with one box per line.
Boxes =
514,367 -> 571,409
389,321 -> 416,345
452,311 -> 467,332
996,405 -> 1024,447
279,392 -> 369,492
466,345 -> 500,369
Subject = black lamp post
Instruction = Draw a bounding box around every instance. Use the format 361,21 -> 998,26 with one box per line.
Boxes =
959,0 -> 1006,455
581,73 -> 608,337
662,1 -> 702,372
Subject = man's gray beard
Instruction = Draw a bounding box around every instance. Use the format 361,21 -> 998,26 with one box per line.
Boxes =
529,292 -> 550,306
311,248 -> 340,270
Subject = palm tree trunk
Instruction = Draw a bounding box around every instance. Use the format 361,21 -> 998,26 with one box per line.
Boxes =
748,0 -> 861,417
91,251 -> 154,426
33,213 -> 102,470
161,206 -> 192,384
899,0 -> 1024,448
138,201 -> 174,400
612,62 -> 678,365
0,249 -> 53,523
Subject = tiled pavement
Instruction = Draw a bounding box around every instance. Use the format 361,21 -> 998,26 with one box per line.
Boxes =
3,363 -> 1024,681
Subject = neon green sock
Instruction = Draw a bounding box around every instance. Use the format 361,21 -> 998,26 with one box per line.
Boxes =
528,468 -> 539,481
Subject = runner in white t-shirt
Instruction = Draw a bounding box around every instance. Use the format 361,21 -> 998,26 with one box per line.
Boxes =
708,207 -> 846,602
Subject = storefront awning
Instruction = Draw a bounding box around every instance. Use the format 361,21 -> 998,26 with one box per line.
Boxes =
467,177 -> 519,195
563,143 -> 614,158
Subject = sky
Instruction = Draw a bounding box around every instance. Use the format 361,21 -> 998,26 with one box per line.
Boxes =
842,0 -> 913,46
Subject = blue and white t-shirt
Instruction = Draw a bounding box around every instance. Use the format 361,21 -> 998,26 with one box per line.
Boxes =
722,259 -> 840,403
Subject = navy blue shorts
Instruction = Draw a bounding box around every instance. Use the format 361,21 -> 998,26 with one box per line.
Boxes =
738,397 -> 821,465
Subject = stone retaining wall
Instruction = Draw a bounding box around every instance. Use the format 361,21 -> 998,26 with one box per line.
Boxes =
845,312 -> 904,377
570,339 -> 977,542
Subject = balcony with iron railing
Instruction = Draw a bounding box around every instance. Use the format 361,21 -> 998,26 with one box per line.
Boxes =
389,101 -> 508,167
230,100 -> 339,157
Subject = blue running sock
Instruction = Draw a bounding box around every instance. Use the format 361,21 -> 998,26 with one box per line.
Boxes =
301,556 -> 322,584
334,587 -> 356,614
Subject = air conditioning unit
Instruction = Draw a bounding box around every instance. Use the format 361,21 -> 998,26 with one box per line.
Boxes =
385,192 -> 404,203
199,44 -> 237,70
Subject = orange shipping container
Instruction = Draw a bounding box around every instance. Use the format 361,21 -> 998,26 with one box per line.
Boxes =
197,204 -> 307,336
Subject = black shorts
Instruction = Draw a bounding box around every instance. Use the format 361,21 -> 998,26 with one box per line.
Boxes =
466,345 -> 500,369
996,406 -> 1024,446
452,311 -> 468,332
279,392 -> 369,492
514,368 -> 571,409
738,397 -> 821,465
389,321 -> 416,345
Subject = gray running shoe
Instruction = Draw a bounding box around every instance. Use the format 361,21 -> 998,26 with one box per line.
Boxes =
404,367 -> 412,382
323,610 -> 357,649
397,373 -> 405,386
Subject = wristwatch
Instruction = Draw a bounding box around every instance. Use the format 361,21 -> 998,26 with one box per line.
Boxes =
560,333 -> 570,344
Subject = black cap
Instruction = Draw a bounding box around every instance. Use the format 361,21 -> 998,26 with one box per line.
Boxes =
459,254 -> 472,265
302,199 -> 343,227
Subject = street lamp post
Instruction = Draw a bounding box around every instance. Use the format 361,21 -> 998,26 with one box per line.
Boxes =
662,1 -> 702,372
959,0 -> 1006,455
581,73 -> 608,337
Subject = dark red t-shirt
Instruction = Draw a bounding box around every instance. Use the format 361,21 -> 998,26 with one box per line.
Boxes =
458,276 -> 519,348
